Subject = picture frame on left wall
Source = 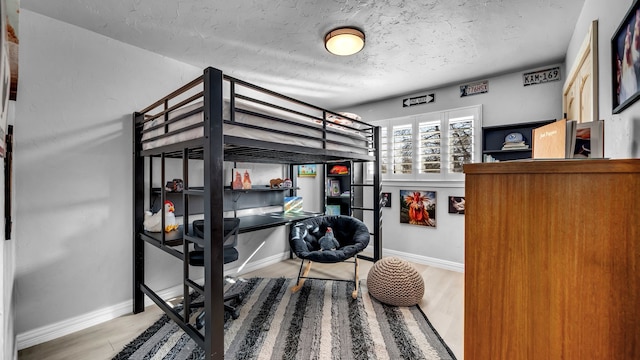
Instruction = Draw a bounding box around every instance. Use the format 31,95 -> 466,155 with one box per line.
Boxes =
612,0 -> 640,113
0,0 -> 10,157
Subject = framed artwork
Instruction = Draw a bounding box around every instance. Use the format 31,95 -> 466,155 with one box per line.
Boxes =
563,20 -> 598,123
381,192 -> 391,208
573,120 -> 604,158
448,196 -> 465,214
612,0 -> 640,113
298,164 -> 317,177
0,0 -> 9,157
325,204 -> 341,215
328,179 -> 340,196
400,190 -> 436,227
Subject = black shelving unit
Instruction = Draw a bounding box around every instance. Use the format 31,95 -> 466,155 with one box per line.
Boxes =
482,119 -> 555,162
325,161 -> 352,215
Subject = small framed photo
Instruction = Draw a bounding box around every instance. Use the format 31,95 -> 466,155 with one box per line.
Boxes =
328,179 -> 340,196
448,196 -> 465,214
612,0 -> 640,113
381,192 -> 391,208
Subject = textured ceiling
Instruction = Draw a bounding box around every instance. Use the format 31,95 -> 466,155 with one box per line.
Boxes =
22,0 -> 586,109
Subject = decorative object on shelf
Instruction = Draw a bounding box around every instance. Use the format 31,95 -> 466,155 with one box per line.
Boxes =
143,200 -> 178,232
284,196 -> 303,213
501,132 -> 529,150
482,120 -> 556,162
298,164 -> 317,177
612,3 -> 640,114
232,168 -> 252,189
329,164 -> 349,174
448,196 -> 465,214
400,190 -> 436,227
532,119 -> 578,159
328,179 -> 341,196
367,257 -> 425,307
269,178 -> 284,188
165,178 -> 183,192
282,178 -> 293,188
381,192 -> 391,208
573,120 -> 604,158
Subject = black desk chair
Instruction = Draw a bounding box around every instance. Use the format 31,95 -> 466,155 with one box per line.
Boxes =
189,218 -> 242,328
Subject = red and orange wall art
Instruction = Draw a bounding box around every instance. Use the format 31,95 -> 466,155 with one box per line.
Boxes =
400,190 -> 436,227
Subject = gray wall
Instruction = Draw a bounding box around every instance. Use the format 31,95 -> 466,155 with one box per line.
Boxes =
344,65 -> 565,268
568,0 -> 640,158
13,10 -> 203,342
13,10 -> 310,347
1,103 -> 15,360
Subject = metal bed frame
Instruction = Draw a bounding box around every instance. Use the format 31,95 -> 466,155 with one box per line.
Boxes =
132,67 -> 381,359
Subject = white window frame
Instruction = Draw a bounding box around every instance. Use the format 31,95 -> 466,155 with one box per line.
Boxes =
370,104 -> 482,182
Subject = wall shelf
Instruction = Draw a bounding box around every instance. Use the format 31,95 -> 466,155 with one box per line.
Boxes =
482,120 -> 555,162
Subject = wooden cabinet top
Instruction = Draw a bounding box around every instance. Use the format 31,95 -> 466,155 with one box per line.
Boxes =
464,158 -> 640,175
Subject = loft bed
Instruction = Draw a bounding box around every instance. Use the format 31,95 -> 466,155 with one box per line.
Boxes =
132,67 -> 381,359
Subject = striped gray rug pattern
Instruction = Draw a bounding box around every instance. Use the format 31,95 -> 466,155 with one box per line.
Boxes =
113,277 -> 456,359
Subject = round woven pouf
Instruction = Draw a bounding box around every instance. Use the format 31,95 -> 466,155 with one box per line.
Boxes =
366,257 -> 425,306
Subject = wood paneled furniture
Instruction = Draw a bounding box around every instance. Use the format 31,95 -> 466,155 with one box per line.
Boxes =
463,159 -> 639,359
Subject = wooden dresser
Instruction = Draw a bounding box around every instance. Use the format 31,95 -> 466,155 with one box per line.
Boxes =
463,159 -> 639,359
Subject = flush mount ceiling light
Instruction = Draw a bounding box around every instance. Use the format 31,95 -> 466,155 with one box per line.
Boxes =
324,27 -> 365,56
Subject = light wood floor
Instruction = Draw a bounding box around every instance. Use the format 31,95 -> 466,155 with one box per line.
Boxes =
18,258 -> 464,360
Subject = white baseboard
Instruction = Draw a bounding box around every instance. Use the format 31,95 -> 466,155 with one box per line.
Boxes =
382,248 -> 465,273
16,252 -> 291,350
16,283 -> 184,351
17,250 -> 460,350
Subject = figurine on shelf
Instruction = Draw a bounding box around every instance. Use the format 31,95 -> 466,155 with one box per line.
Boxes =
165,178 -> 183,192
232,170 -> 243,190
282,178 -> 293,188
143,200 -> 179,232
270,178 -> 284,188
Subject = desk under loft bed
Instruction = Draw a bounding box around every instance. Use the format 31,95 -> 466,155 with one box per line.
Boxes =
132,67 -> 381,359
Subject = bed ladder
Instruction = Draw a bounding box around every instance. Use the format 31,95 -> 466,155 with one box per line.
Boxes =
350,127 -> 382,262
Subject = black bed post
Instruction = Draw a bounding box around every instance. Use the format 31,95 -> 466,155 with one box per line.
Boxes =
132,112 -> 145,313
203,67 -> 225,359
373,126 -> 382,261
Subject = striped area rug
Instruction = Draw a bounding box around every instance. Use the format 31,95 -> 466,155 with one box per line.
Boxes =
113,277 -> 456,359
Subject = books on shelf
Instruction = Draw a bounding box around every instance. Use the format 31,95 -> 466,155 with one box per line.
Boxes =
532,119 -> 573,159
532,119 -> 604,159
501,141 -> 530,150
284,196 -> 303,213
574,120 -> 604,158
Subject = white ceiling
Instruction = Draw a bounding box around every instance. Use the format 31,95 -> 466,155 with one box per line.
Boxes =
22,0 -> 586,109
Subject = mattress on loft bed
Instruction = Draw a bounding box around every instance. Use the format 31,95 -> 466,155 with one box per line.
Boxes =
141,99 -> 370,154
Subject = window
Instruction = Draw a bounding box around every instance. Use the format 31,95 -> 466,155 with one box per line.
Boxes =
371,105 -> 481,181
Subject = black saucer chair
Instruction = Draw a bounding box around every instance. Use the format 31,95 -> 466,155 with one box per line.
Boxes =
289,215 -> 370,299
189,218 -> 242,328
